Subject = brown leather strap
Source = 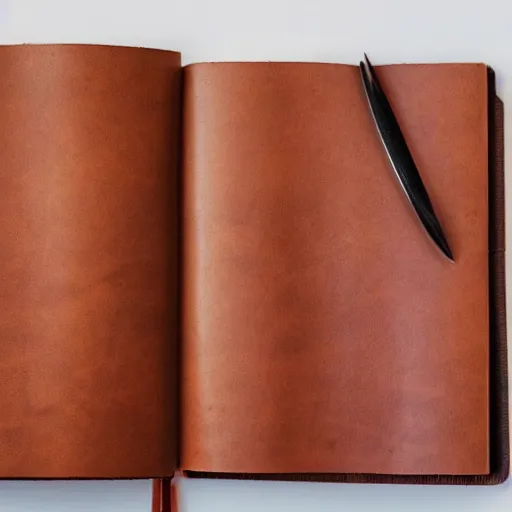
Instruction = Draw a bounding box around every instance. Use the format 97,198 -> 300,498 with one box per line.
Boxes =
152,477 -> 178,512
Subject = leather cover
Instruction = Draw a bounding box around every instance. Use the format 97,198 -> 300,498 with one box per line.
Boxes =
0,44 -> 506,486
181,62 -> 508,482
0,44 -> 181,478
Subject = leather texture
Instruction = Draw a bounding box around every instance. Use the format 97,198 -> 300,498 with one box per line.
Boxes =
154,88 -> 506,501
184,88 -> 508,486
181,62 -> 491,476
0,44 -> 181,478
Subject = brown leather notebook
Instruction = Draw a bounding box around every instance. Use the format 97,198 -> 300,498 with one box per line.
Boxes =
0,45 -> 506,492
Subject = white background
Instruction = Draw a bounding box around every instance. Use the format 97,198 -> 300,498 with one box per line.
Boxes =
0,0 -> 511,510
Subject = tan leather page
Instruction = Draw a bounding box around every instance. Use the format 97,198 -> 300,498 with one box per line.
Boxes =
182,62 -> 489,475
0,44 -> 181,477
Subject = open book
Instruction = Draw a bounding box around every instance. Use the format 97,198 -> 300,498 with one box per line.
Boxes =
0,44 -> 507,488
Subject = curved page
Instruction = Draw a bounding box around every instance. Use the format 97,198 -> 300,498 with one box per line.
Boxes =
0,44 -> 181,477
182,62 -> 489,475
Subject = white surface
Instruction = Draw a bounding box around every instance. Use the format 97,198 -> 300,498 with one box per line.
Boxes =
0,0 -> 511,510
